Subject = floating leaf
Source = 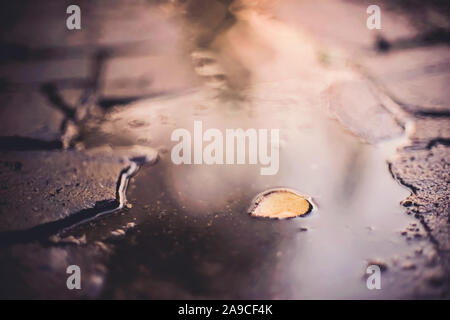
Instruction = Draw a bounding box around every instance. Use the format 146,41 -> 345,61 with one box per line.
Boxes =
249,189 -> 312,219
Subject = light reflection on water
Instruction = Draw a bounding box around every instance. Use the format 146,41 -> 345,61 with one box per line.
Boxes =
77,82 -> 416,298
76,6 -> 419,298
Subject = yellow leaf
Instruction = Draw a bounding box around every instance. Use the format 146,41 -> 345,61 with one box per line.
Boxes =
249,189 -> 312,219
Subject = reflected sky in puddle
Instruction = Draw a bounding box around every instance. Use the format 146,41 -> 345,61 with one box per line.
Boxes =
69,7 -> 422,299
75,81 -> 417,298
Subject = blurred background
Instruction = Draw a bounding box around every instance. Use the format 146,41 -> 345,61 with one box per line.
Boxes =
0,0 -> 449,299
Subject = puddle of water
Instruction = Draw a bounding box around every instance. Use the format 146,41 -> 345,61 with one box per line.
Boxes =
68,8 -> 423,299
76,80 -> 417,299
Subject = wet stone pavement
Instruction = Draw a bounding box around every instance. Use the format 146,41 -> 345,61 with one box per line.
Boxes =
0,0 -> 449,299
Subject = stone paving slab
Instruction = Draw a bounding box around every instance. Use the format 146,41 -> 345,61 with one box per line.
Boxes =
325,79 -> 405,143
0,59 -> 90,84
407,118 -> 450,147
101,55 -> 200,98
360,46 -> 450,114
276,0 -> 418,53
0,150 -> 125,232
0,92 -> 64,141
